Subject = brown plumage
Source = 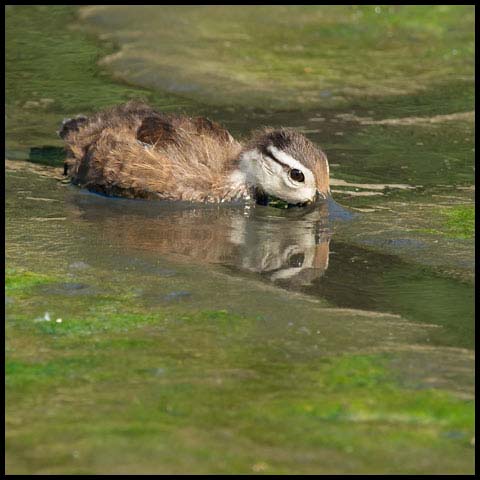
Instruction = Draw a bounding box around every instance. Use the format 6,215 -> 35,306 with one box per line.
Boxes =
60,101 -> 330,205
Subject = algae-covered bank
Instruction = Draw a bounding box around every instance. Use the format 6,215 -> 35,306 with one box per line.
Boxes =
5,5 -> 475,475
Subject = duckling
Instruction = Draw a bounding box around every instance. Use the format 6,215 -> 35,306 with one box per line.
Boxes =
59,101 -> 330,205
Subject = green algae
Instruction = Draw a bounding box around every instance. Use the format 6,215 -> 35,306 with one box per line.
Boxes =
5,289 -> 475,474
6,265 -> 475,473
411,205 -> 474,240
428,205 -> 475,239
443,206 -> 475,239
78,5 -> 475,110
5,268 -> 57,292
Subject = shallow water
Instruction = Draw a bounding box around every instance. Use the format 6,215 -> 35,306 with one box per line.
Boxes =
5,5 -> 475,474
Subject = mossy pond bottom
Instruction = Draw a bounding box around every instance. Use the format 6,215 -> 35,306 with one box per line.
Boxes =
5,5 -> 474,475
5,167 -> 475,474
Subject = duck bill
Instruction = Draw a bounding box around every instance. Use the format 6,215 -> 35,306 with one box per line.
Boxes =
300,191 -> 323,206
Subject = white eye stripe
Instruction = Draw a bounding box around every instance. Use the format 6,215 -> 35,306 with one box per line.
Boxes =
263,150 -> 289,169
239,147 -> 317,203
267,146 -> 315,184
268,146 -> 310,174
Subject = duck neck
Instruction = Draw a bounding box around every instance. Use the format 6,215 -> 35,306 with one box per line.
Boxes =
215,149 -> 257,202
221,168 -> 251,201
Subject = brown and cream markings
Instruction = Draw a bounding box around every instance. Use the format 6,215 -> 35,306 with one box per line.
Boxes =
60,102 -> 330,205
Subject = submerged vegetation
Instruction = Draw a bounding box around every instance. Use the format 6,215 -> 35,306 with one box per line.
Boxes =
439,206 -> 475,239
5,267 -> 475,474
78,5 -> 474,110
417,205 -> 475,240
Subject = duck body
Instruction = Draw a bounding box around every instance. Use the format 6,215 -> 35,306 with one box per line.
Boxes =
60,102 -> 330,205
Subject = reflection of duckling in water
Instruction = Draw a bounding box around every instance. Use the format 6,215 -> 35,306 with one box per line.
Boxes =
59,102 -> 330,206
235,208 -> 331,286
70,194 -> 331,288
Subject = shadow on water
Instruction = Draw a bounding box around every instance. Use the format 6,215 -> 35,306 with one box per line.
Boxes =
28,146 -> 66,167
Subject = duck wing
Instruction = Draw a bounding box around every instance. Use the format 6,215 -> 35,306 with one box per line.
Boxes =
136,115 -> 234,147
60,102 -> 242,201
136,116 -> 179,146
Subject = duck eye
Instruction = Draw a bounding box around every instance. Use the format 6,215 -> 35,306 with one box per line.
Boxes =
289,252 -> 305,267
289,169 -> 304,182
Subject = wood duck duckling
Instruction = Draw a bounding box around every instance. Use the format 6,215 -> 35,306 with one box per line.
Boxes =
59,101 -> 330,206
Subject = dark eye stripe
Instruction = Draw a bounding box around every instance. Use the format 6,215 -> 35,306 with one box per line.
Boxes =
262,147 -> 290,170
